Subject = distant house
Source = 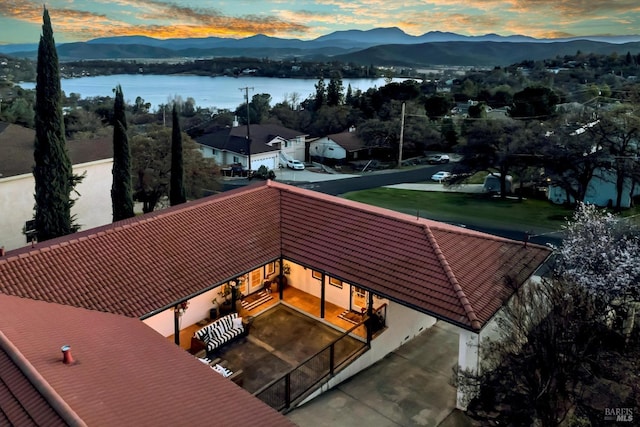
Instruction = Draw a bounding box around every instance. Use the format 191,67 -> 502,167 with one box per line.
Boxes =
548,167 -> 640,208
195,122 -> 307,172
0,122 -> 113,251
546,121 -> 640,208
310,127 -> 391,165
310,128 -> 364,164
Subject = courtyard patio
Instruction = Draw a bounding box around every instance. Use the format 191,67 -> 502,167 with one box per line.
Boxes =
169,286 -> 375,402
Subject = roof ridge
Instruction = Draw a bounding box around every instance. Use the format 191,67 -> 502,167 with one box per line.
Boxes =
422,224 -> 482,330
0,331 -> 87,427
0,182 -> 273,262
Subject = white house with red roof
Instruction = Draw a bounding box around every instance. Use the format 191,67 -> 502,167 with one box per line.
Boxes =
0,180 -> 550,419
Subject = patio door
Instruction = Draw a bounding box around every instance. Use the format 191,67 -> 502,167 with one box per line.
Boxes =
248,268 -> 263,294
351,286 -> 368,313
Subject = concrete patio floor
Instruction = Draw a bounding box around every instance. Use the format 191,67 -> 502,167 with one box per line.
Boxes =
211,304 -> 365,394
286,321 -> 473,427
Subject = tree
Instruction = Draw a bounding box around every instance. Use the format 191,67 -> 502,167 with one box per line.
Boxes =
455,118 -> 531,198
169,104 -> 186,206
326,72 -> 344,106
133,96 -> 150,114
424,94 -> 452,120
314,77 -> 326,111
466,278 -> 608,426
510,86 -> 559,119
591,104 -> 640,211
235,93 -> 271,125
132,125 -> 218,213
466,205 -> 640,425
309,105 -> 352,136
542,133 -> 602,205
111,84 -> 135,221
33,8 -> 81,242
558,202 -> 640,306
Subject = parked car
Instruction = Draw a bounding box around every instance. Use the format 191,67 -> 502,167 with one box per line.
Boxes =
431,171 -> 452,182
427,154 -> 450,164
287,159 -> 305,170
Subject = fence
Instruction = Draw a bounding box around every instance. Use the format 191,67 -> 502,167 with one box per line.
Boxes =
254,319 -> 370,412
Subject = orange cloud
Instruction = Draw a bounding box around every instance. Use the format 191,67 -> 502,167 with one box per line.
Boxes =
0,0 -> 310,41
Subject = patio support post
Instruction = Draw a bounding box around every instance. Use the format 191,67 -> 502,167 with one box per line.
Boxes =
278,257 -> 284,300
457,330 -> 480,410
366,292 -> 374,344
173,306 -> 180,346
320,272 -> 326,318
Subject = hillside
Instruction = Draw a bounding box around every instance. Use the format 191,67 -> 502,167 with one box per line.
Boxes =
3,27 -> 640,66
334,40 -> 640,67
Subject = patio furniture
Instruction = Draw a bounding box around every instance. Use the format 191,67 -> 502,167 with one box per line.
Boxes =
191,312 -> 245,356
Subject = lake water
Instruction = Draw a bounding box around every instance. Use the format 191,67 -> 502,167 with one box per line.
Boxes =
19,74 -> 396,112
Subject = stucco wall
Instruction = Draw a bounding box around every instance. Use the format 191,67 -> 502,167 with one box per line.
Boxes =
0,159 -> 114,251
143,286 -> 221,337
548,168 -> 640,208
301,301 -> 438,404
310,138 -> 347,160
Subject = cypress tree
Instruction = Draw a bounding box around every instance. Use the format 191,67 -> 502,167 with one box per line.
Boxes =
33,8 -> 77,242
169,104 -> 186,206
111,85 -> 134,221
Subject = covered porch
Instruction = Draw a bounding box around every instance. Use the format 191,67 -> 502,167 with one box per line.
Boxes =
169,285 -> 374,349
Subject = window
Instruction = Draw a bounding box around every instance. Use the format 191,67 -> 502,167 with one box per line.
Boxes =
329,277 -> 342,289
312,270 -> 322,280
233,156 -> 240,163
250,269 -> 261,287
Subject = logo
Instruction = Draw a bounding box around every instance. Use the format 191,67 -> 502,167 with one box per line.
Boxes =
604,408 -> 634,422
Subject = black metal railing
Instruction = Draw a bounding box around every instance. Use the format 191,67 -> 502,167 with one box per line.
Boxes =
254,319 -> 369,412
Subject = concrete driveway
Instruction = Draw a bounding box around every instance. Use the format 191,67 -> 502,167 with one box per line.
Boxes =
273,166 -> 359,183
286,321 -> 473,427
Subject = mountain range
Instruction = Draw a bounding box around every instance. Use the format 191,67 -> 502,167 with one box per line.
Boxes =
2,27 -> 640,67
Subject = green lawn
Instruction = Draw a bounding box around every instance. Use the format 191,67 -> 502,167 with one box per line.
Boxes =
342,188 -> 575,233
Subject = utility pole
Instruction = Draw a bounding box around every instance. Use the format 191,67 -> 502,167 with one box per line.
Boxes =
398,102 -> 405,168
240,86 -> 254,177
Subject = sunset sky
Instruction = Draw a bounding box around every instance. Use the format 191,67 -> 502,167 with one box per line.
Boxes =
1,0 -> 639,45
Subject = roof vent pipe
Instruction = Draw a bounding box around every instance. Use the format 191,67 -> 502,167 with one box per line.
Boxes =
61,345 -> 74,364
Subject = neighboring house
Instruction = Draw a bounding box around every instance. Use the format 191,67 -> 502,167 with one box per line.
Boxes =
0,180 -> 550,415
310,127 -> 369,164
195,122 -> 307,171
0,122 -> 113,251
547,121 -> 640,208
548,167 -> 640,207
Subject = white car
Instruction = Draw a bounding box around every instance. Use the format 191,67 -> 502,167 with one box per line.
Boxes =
431,171 -> 452,182
427,154 -> 450,164
287,159 -> 305,170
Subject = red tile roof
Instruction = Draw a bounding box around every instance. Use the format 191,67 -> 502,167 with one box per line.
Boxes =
277,183 -> 550,330
0,180 -> 549,331
0,294 -> 293,426
0,184 -> 282,319
0,346 -> 67,427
